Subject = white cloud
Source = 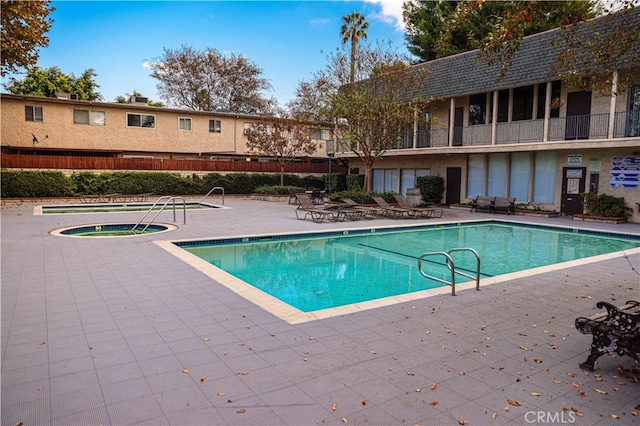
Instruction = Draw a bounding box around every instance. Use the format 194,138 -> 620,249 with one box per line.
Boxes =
310,17 -> 330,26
364,0 -> 405,31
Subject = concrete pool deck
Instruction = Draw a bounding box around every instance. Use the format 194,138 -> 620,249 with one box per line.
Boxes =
2,197 -> 639,425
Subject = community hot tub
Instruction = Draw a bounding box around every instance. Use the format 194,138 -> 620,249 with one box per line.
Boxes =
51,223 -> 177,238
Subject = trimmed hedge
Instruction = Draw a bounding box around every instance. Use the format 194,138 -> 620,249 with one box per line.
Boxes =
0,170 -> 331,198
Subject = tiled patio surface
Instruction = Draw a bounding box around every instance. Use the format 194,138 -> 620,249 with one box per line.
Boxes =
2,197 -> 639,425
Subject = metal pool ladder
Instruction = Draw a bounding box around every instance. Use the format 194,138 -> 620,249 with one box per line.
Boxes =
198,186 -> 224,205
418,248 -> 481,296
132,196 -> 186,234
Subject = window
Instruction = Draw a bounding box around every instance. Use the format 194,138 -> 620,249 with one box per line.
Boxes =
469,94 -> 486,125
509,152 -> 531,201
311,128 -> 331,140
400,169 -> 430,196
467,154 -> 485,197
487,153 -> 507,196
73,109 -> 105,126
178,117 -> 192,131
533,151 -> 556,203
209,119 -> 221,133
372,169 -> 397,193
25,106 -> 43,122
537,81 -> 561,119
416,112 -> 431,148
127,113 -> 155,128
512,86 -> 534,121
497,90 -> 509,123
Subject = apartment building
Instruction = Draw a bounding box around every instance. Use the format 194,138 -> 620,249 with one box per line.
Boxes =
340,9 -> 640,223
0,94 -> 333,160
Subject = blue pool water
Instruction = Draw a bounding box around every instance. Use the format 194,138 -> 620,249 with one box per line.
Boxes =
177,222 -> 640,312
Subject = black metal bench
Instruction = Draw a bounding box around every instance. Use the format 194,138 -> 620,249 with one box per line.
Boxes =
575,300 -> 640,371
470,196 -> 495,212
493,197 -> 516,215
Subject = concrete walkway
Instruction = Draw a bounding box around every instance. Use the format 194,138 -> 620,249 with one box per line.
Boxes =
2,197 -> 639,425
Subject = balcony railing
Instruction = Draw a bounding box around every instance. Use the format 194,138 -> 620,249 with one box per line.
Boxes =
397,111 -> 633,149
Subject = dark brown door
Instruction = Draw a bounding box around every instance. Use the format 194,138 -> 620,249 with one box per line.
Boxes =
565,91 -> 591,140
453,107 -> 463,146
561,167 -> 586,215
446,167 -> 462,205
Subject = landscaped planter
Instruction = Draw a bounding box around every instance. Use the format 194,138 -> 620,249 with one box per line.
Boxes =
572,214 -> 627,224
250,194 -> 290,202
514,210 -> 560,218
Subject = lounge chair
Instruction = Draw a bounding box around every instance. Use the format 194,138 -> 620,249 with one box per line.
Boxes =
393,194 -> 443,218
372,196 -> 417,219
341,198 -> 383,219
295,193 -> 356,223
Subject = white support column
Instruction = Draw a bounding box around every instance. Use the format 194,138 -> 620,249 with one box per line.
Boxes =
413,106 -> 418,149
543,81 -> 551,142
608,70 -> 618,139
449,98 -> 455,147
491,91 -> 498,145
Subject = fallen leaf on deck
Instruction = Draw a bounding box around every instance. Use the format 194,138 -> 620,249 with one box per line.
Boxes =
508,399 -> 521,406
203,337 -> 210,341
491,412 -> 497,419
415,388 -> 421,392
595,388 -> 607,395
182,369 -> 189,374
236,409 -> 245,414
530,392 -> 541,397
568,372 -> 577,377
610,414 -> 619,419
332,403 -> 337,411
430,383 -> 437,390
341,418 -> 348,423
429,401 -> 438,406
217,392 -> 226,396
519,346 -> 528,351
534,358 -> 543,363
200,376 -> 207,382
362,400 -> 368,405
458,418 -> 468,425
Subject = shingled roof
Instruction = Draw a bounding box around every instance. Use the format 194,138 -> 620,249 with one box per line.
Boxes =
402,7 -> 640,102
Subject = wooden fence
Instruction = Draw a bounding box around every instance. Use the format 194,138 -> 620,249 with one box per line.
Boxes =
1,154 -> 346,174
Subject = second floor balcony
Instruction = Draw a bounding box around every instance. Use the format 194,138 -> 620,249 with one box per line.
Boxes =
381,111 -> 637,151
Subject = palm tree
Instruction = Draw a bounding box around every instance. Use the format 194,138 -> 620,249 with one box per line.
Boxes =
340,12 -> 369,83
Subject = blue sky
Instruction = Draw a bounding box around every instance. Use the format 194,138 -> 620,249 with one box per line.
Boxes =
12,0 -> 410,106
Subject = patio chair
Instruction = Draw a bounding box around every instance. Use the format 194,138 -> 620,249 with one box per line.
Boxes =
372,196 -> 417,219
393,194 -> 443,218
295,193 -> 349,223
342,198 -> 385,219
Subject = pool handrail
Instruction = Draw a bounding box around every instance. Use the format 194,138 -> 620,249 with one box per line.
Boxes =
418,247 -> 481,296
198,186 -> 224,205
132,196 -> 186,234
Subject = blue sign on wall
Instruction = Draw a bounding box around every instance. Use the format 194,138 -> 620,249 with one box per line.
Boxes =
610,155 -> 640,188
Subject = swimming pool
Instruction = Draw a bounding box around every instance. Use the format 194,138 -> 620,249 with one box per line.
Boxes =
36,202 -> 220,215
161,221 -> 640,323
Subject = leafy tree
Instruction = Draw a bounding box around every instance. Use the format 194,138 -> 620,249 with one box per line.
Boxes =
114,90 -> 164,107
148,45 -> 273,114
403,0 -> 599,63
3,66 -> 102,100
332,61 -> 430,193
245,107 -> 317,186
1,0 -> 54,76
288,40 -> 409,123
340,12 -> 369,83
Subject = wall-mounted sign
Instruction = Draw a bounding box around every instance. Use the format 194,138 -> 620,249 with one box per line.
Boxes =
610,155 -> 640,188
567,154 -> 582,166
589,158 -> 601,173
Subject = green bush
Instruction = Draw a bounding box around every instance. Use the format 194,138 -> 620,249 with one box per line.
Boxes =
0,170 -> 345,198
254,185 -> 302,195
1,170 -> 74,197
346,174 -> 364,191
582,192 -> 630,217
416,175 -> 445,204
